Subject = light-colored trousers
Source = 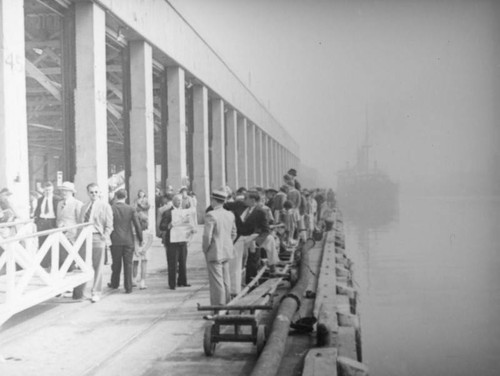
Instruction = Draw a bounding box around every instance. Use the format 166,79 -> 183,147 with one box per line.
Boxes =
206,257 -> 230,305
260,233 -> 279,265
229,237 -> 245,295
72,234 -> 105,298
90,235 -> 105,295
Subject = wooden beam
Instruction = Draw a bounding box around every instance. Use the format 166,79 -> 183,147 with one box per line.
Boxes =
28,123 -> 63,132
25,59 -> 61,101
106,102 -> 122,120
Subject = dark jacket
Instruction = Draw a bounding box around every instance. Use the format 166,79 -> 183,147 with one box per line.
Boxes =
224,200 -> 248,236
34,196 -> 61,223
239,206 -> 269,236
110,201 -> 143,246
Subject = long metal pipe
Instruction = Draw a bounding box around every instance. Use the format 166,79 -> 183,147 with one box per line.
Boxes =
250,238 -> 315,376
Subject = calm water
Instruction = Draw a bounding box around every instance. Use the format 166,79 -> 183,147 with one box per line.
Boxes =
343,196 -> 500,376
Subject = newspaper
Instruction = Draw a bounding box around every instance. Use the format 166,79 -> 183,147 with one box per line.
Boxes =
170,208 -> 196,243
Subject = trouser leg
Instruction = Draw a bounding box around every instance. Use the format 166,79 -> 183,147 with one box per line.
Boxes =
123,245 -> 134,292
110,245 -> 122,288
207,259 -> 225,305
177,243 -> 187,285
166,244 -> 178,288
246,248 -> 260,284
222,260 -> 230,303
91,237 -> 105,296
229,237 -> 244,295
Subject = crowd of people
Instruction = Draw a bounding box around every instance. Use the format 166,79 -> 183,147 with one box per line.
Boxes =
0,167 -> 337,307
195,168 -> 337,306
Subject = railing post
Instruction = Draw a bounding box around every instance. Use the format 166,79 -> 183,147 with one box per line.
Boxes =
5,244 -> 15,304
51,233 -> 60,275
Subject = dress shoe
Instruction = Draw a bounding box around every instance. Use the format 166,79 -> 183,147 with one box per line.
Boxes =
178,284 -> 191,287
91,295 -> 100,303
125,290 -> 132,294
139,280 -> 147,290
107,282 -> 118,289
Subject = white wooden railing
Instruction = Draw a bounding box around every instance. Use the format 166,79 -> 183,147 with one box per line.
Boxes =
0,222 -> 94,326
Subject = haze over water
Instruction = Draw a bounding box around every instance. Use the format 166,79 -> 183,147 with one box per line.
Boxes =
343,195 -> 500,376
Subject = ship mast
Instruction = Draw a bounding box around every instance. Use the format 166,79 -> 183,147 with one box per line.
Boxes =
358,108 -> 371,172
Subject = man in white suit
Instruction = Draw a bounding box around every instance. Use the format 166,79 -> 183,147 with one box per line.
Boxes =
73,183 -> 113,302
56,182 -> 83,243
202,189 -> 237,305
56,181 -> 83,270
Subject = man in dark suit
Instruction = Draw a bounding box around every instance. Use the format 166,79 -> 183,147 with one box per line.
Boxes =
108,189 -> 143,294
34,181 -> 61,268
239,190 -> 270,284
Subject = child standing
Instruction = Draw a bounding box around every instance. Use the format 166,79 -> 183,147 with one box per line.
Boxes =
133,190 -> 152,289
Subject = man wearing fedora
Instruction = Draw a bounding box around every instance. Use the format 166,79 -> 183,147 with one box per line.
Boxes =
202,189 -> 236,305
56,182 -> 83,244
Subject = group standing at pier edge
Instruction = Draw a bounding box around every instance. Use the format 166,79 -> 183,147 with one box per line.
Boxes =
0,167 -> 338,306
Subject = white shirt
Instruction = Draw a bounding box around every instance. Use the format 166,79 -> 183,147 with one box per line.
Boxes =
40,195 -> 56,219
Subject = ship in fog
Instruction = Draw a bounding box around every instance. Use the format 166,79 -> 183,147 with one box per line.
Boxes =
337,131 -> 399,226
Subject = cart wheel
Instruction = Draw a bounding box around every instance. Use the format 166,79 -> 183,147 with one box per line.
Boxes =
256,325 -> 267,355
203,325 -> 216,356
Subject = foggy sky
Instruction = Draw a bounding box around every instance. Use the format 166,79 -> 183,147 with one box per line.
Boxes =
169,0 -> 500,193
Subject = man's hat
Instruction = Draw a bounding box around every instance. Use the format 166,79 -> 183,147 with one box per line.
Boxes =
179,186 -> 188,193
211,189 -> 228,202
265,188 -> 278,194
0,187 -> 12,196
58,181 -> 76,193
287,168 -> 297,177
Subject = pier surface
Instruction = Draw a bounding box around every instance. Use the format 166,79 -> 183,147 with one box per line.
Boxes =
0,228 -> 261,376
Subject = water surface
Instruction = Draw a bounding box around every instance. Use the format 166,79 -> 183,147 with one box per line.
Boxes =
343,196 -> 500,376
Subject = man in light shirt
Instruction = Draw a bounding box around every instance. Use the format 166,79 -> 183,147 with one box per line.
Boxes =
72,183 -> 113,302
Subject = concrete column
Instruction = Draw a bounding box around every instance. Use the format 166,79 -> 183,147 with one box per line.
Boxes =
283,148 -> 287,176
285,150 -> 289,172
276,143 -> 282,184
0,0 -> 29,217
74,2 -> 108,199
211,98 -> 226,189
166,66 -> 187,190
247,122 -> 256,187
192,84 -> 209,222
129,40 -> 155,227
263,134 -> 269,188
270,139 -> 276,187
255,128 -> 263,187
226,109 -> 238,190
237,115 -> 248,188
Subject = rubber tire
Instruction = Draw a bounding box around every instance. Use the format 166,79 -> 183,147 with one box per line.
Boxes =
203,325 -> 216,356
256,325 -> 266,355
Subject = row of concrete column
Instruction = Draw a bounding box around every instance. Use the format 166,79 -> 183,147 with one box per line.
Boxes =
0,1 -> 299,225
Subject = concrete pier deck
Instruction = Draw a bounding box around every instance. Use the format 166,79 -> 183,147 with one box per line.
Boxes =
0,227 -> 261,376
